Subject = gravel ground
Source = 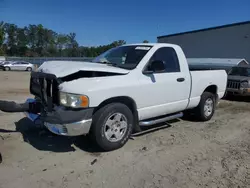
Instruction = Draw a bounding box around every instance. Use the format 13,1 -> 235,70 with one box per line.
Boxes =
1,71 -> 250,188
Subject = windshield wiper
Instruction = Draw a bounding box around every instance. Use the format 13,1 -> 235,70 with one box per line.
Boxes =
95,61 -> 118,67
107,63 -> 118,67
95,61 -> 111,64
94,61 -> 126,69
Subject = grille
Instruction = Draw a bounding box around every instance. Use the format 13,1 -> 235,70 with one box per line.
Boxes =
30,72 -> 59,111
227,80 -> 241,89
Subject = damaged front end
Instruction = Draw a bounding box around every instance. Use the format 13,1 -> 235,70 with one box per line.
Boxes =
1,71 -> 93,136
1,65 -> 127,136
27,71 -> 94,136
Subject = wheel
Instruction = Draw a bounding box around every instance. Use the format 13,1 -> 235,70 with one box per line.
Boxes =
90,103 -> 134,151
26,67 -> 32,71
194,92 -> 215,121
4,67 -> 10,71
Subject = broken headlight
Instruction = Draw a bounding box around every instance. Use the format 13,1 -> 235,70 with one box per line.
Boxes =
59,92 -> 89,108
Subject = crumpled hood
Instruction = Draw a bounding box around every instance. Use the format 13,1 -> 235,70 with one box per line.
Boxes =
228,75 -> 250,82
37,60 -> 130,78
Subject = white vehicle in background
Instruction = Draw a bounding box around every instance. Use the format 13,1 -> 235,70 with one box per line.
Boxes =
0,61 -> 13,70
0,61 -> 34,71
0,61 -> 12,65
1,43 -> 228,151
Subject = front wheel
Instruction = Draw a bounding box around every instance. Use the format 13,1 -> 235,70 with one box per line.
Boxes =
26,67 -> 32,71
194,92 -> 215,121
90,103 -> 134,151
4,67 -> 10,71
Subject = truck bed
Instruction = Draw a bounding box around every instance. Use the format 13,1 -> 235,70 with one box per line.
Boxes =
188,63 -> 232,72
187,69 -> 228,110
187,59 -> 234,73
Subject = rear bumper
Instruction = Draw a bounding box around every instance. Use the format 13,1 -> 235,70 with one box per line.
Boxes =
24,99 -> 94,136
226,88 -> 250,96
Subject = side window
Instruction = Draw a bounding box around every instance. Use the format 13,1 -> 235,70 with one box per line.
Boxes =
147,47 -> 180,73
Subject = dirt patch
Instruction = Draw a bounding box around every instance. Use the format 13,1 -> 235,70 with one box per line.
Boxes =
2,89 -> 30,95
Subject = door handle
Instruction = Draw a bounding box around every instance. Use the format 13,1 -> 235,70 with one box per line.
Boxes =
177,78 -> 185,82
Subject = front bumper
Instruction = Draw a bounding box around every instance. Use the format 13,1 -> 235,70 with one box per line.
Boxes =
24,98 -> 94,136
44,119 -> 92,136
226,88 -> 250,96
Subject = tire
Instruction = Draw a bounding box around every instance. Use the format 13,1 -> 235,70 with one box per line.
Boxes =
194,91 -> 215,121
90,103 -> 134,151
4,67 -> 10,71
26,67 -> 32,71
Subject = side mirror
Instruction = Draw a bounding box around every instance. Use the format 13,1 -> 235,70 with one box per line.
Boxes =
143,60 -> 165,74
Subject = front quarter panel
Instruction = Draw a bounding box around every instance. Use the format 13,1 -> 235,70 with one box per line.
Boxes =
59,71 -> 141,108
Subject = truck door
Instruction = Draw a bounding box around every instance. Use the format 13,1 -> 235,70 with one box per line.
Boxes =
138,47 -> 191,120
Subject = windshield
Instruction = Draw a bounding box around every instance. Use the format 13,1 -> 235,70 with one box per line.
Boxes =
92,45 -> 152,70
228,67 -> 250,76
0,61 -> 10,65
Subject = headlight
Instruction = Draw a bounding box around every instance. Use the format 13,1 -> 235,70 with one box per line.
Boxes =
240,81 -> 249,88
59,92 -> 89,108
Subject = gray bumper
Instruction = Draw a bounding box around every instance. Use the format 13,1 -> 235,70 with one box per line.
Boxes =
43,119 -> 92,136
226,88 -> 250,96
24,98 -> 94,136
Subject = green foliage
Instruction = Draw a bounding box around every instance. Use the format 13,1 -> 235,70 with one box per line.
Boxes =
0,21 -> 5,46
143,40 -> 149,43
0,21 -> 127,57
0,22 -> 5,55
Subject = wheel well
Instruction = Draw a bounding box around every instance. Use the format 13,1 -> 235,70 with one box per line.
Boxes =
93,96 -> 137,115
204,85 -> 217,95
203,85 -> 218,102
93,96 -> 140,132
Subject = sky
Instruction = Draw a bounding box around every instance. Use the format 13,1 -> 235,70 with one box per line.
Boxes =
0,0 -> 250,46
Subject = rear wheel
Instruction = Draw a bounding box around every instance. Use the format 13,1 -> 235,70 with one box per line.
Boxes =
90,103 -> 133,151
26,67 -> 32,71
194,92 -> 215,121
4,67 -> 10,71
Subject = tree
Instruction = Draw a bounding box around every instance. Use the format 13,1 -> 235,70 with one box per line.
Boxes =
143,40 -> 149,43
42,29 -> 57,56
0,21 -> 5,55
27,24 -> 37,53
67,32 -> 79,57
0,21 -> 127,57
4,23 -> 18,56
55,34 -> 69,56
110,40 -> 126,47
16,27 -> 28,56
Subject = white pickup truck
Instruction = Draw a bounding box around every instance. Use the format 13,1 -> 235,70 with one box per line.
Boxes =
3,43 -> 227,151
